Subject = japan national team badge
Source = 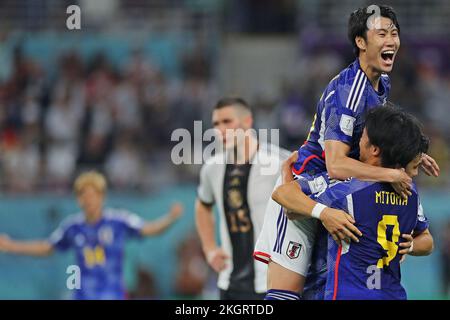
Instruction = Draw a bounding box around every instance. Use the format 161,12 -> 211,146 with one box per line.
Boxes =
286,241 -> 302,259
99,226 -> 114,245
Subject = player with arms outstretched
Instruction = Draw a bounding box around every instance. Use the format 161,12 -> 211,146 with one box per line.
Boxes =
0,171 -> 183,300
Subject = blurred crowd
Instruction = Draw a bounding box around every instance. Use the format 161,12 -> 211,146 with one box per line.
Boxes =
0,43 -> 217,193
1,40 -> 449,194
0,35 -> 449,194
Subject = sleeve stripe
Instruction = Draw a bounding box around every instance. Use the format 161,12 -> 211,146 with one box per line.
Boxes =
324,90 -> 336,102
345,70 -> 362,109
352,77 -> 367,112
346,193 -> 355,218
348,72 -> 365,112
340,193 -> 355,255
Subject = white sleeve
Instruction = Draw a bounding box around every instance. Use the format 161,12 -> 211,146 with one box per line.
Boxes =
197,164 -> 215,205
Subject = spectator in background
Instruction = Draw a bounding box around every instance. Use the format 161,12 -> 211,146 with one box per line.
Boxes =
128,266 -> 158,300
105,132 -> 143,191
417,50 -> 450,138
76,58 -> 116,173
1,126 -> 41,192
45,86 -> 83,190
174,231 -> 209,299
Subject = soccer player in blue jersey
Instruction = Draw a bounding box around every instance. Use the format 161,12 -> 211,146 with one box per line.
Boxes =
0,171 -> 183,300
272,106 -> 434,299
254,4 -> 439,300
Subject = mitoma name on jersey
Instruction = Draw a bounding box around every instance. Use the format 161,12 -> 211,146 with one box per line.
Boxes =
375,190 -> 408,206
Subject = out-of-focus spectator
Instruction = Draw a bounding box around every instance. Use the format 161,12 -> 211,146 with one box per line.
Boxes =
1,126 -> 41,192
128,266 -> 158,300
174,231 -> 209,299
45,86 -> 83,189
277,80 -> 310,150
0,10 -> 448,195
417,50 -> 450,138
105,132 -> 143,190
0,31 -> 13,82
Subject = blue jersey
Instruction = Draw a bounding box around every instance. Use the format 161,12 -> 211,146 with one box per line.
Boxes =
312,179 -> 429,300
291,173 -> 330,300
302,224 -> 328,300
48,208 -> 144,300
292,59 -> 390,176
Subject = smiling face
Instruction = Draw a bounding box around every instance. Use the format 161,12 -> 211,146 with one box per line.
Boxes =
358,16 -> 400,73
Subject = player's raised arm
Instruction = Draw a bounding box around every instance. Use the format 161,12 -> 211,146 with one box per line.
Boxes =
0,234 -> 54,257
140,203 -> 183,236
325,140 -> 412,199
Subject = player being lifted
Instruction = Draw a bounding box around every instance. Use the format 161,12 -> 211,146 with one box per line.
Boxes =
254,4 -> 439,300
0,171 -> 183,300
273,106 -> 434,299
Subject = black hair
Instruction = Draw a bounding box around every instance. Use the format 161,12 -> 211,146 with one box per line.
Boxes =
214,96 -> 251,113
364,104 -> 427,168
419,134 -> 430,155
348,4 -> 400,57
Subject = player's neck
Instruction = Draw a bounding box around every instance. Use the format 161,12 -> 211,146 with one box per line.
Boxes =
85,210 -> 102,224
358,57 -> 381,92
365,157 -> 382,168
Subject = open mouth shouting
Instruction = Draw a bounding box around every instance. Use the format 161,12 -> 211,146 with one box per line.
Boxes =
380,49 -> 396,68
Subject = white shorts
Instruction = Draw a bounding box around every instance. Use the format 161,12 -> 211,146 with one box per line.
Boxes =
254,178 -> 319,276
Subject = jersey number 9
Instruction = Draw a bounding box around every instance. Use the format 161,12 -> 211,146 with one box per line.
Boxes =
376,215 -> 400,268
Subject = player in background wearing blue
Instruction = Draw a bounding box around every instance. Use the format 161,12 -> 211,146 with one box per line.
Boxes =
254,4 -> 439,301
0,171 -> 183,300
273,106 -> 434,299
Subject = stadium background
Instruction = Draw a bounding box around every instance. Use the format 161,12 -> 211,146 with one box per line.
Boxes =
0,0 -> 448,299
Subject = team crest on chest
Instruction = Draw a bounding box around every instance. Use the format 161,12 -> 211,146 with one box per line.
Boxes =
227,189 -> 243,209
75,234 -> 85,247
286,241 -> 302,259
98,226 -> 114,245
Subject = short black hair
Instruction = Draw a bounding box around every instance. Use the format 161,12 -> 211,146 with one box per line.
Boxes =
214,96 -> 251,111
364,105 -> 426,168
348,4 -> 400,57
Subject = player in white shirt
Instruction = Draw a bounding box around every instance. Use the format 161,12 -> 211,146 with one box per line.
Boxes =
195,97 -> 290,299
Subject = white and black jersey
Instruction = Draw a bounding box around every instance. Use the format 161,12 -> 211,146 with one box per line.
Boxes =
197,143 -> 290,293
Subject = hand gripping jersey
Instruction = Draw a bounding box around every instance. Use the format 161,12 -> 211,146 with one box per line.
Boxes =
48,208 -> 144,300
311,179 -> 429,300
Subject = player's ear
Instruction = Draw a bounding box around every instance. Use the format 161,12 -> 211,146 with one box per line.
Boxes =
356,36 -> 367,52
242,114 -> 253,130
372,145 -> 381,157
